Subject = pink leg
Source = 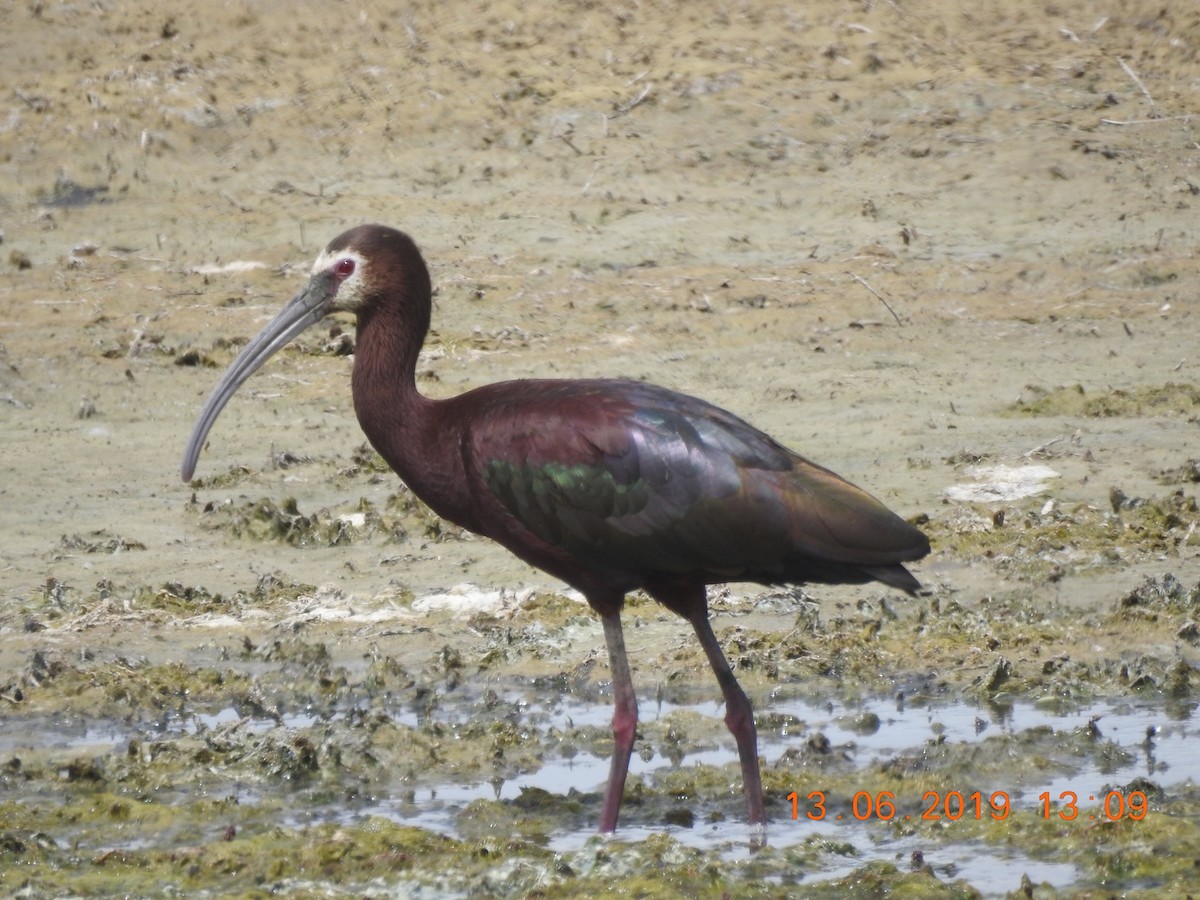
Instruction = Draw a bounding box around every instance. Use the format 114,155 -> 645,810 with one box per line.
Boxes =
688,608 -> 766,829
598,610 -> 638,833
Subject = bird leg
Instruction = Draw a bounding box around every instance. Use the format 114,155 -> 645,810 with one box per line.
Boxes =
687,607 -> 767,830
598,609 -> 638,833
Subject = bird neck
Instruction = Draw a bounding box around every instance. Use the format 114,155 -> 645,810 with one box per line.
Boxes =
349,303 -> 469,519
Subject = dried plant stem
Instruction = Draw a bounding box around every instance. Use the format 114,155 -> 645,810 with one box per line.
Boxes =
849,273 -> 903,326
1116,56 -> 1155,111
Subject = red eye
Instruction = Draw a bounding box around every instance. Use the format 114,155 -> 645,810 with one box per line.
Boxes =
334,258 -> 356,277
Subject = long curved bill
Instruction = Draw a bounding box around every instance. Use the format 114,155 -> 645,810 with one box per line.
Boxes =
181,278 -> 331,481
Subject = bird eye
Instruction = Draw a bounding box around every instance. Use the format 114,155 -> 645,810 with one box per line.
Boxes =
334,258 -> 356,278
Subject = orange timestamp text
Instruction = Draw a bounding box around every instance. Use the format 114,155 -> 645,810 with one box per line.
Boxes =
787,790 -> 1149,822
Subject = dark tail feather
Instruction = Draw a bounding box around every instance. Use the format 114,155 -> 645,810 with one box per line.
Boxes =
772,558 -> 925,595
860,563 -> 923,596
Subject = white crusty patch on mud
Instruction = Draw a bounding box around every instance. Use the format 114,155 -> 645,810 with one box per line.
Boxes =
182,582 -> 587,629
945,464 -> 1060,503
411,584 -> 586,617
189,260 -> 270,275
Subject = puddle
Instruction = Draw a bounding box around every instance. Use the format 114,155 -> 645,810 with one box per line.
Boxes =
474,695 -> 1184,896
810,835 -> 1079,896
2,687 -> 1189,896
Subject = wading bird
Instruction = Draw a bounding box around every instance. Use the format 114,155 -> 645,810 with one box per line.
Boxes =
181,225 -> 929,836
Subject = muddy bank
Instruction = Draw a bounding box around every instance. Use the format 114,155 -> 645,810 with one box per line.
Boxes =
2,0 -> 1199,895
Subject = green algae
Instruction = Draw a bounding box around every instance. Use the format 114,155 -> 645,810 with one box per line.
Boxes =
194,496 -> 365,546
0,811 -> 554,898
186,462 -> 257,490
5,568 -> 1200,896
4,574 -> 317,634
59,531 -> 147,554
131,581 -> 233,615
959,786 -> 1200,895
345,441 -> 394,477
191,491 -> 455,547
1008,382 -> 1200,419
184,443 -> 453,545
8,655 -> 254,717
0,804 -> 992,898
927,491 -> 1200,583
1159,458 -> 1200,485
2,786 -> 1186,898
1114,572 -> 1200,617
629,571 -> 1200,711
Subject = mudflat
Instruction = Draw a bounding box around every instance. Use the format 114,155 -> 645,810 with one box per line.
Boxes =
2,1 -> 1198,895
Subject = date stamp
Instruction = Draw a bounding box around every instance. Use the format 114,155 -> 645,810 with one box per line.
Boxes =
787,790 -> 1149,822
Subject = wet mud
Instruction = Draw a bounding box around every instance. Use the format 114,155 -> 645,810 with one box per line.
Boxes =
2,0 -> 1200,895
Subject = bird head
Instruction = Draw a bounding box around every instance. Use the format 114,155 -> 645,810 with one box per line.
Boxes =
179,225 -> 429,481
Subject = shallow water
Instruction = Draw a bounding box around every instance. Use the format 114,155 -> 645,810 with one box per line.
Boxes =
13,690 -> 1183,896
469,695 -> 1185,890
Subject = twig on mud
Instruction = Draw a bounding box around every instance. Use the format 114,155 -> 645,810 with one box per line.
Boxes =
1101,114 -> 1195,126
1024,436 -> 1065,459
580,161 -> 602,195
14,88 -> 50,111
611,83 -> 652,118
559,134 -> 583,156
221,191 -> 251,213
1116,56 -> 1155,111
849,272 -> 903,326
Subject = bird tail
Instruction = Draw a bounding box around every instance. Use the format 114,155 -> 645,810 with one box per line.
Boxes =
859,563 -> 923,596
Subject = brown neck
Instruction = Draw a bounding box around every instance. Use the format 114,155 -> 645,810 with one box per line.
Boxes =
350,304 -> 475,527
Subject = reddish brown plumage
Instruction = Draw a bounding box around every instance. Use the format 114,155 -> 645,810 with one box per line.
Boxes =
182,224 -> 930,838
